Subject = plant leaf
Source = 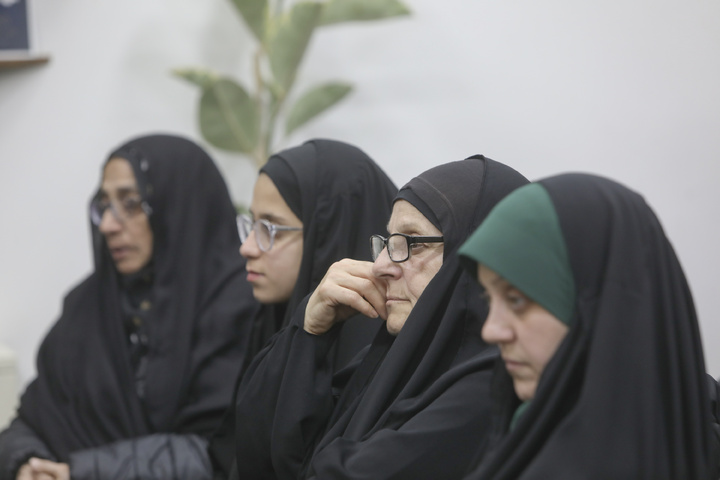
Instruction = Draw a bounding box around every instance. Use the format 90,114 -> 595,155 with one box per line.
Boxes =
229,0 -> 268,42
268,2 -> 323,93
319,0 -> 410,26
285,82 -> 352,134
198,78 -> 260,154
172,67 -> 219,89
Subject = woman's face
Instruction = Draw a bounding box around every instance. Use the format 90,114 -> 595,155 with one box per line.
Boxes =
372,200 -> 444,335
98,157 -> 154,275
478,264 -> 568,401
240,173 -> 304,304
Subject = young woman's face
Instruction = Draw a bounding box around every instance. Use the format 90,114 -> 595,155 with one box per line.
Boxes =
98,157 -> 154,275
478,264 -> 569,401
240,173 -> 303,304
372,200 -> 444,335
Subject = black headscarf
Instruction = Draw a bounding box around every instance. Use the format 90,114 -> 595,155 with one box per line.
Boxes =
305,156 -> 529,479
16,134 -> 259,460
249,138 -> 398,366
462,174 -> 713,479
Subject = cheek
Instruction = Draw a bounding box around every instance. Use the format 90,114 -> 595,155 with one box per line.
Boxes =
142,229 -> 154,257
280,239 -> 303,273
131,221 -> 154,262
524,327 -> 566,374
406,254 -> 443,304
268,240 -> 303,295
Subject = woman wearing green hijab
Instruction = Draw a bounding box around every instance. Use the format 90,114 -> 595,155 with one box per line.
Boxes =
459,174 -> 715,479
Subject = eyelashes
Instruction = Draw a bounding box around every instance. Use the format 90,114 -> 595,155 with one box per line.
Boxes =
480,287 -> 531,313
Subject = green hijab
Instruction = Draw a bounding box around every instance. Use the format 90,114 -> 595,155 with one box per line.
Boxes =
458,183 -> 575,326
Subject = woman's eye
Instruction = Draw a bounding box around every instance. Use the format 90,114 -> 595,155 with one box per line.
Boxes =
122,197 -> 143,213
506,290 -> 528,311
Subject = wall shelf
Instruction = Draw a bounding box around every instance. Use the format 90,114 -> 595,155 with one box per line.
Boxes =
0,55 -> 50,69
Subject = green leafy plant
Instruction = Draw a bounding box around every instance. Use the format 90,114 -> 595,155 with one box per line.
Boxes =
174,0 -> 410,167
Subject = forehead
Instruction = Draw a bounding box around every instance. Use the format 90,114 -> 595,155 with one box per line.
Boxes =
387,199 -> 442,235
101,157 -> 138,191
478,264 -> 501,287
250,173 -> 301,224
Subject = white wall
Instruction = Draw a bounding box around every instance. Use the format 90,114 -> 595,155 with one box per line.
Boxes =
1,0 -> 719,399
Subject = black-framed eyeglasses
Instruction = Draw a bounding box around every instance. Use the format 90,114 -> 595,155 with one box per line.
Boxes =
237,214 -> 302,252
370,233 -> 444,263
90,194 -> 152,226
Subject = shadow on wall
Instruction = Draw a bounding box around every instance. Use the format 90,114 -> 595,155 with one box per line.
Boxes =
0,345 -> 18,429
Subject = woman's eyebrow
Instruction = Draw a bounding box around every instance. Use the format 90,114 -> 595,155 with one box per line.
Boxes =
491,276 -> 507,287
389,221 -> 425,234
98,186 -> 140,196
256,212 -> 289,224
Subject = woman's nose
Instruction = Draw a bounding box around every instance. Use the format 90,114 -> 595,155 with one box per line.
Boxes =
481,305 -> 514,345
98,208 -> 122,235
240,230 -> 261,258
372,246 -> 402,279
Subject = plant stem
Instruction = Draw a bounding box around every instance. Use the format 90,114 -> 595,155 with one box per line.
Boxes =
253,47 -> 266,166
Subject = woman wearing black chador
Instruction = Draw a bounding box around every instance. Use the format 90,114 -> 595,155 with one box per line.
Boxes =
0,134 -> 259,479
459,174 -> 717,480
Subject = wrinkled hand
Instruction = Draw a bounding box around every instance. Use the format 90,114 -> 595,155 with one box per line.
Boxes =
20,458 -> 69,480
15,463 -> 33,480
304,259 -> 387,335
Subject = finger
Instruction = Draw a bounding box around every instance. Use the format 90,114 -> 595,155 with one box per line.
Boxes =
28,458 -> 66,478
34,474 -> 55,480
16,463 -> 33,480
341,276 -> 387,320
325,259 -> 388,318
330,284 -> 381,320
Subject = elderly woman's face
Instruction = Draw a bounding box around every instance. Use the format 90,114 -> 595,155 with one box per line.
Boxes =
240,173 -> 304,304
372,200 -> 444,335
98,158 -> 154,275
478,264 -> 569,401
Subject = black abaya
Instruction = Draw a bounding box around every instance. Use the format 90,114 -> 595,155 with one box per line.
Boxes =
464,174 -> 714,480
0,134 -> 259,478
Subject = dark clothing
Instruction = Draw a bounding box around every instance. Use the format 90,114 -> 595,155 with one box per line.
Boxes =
464,174 -> 715,479
232,157 -> 528,479
708,375 -> 720,478
209,139 -> 398,476
0,134 -> 259,479
0,418 -> 212,479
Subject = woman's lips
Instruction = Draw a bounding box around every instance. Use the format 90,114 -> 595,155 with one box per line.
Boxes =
246,271 -> 262,282
109,247 -> 129,260
503,358 -> 524,372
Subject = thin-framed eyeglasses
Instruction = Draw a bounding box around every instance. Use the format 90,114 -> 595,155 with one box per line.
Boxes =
90,194 -> 152,226
370,233 -> 444,263
237,214 -> 302,252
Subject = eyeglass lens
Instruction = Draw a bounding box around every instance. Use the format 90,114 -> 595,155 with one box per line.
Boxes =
371,235 -> 409,262
91,196 -> 145,226
238,216 -> 273,251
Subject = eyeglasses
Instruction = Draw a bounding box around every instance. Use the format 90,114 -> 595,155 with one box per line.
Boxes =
370,233 -> 444,263
90,194 -> 152,226
237,214 -> 302,252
